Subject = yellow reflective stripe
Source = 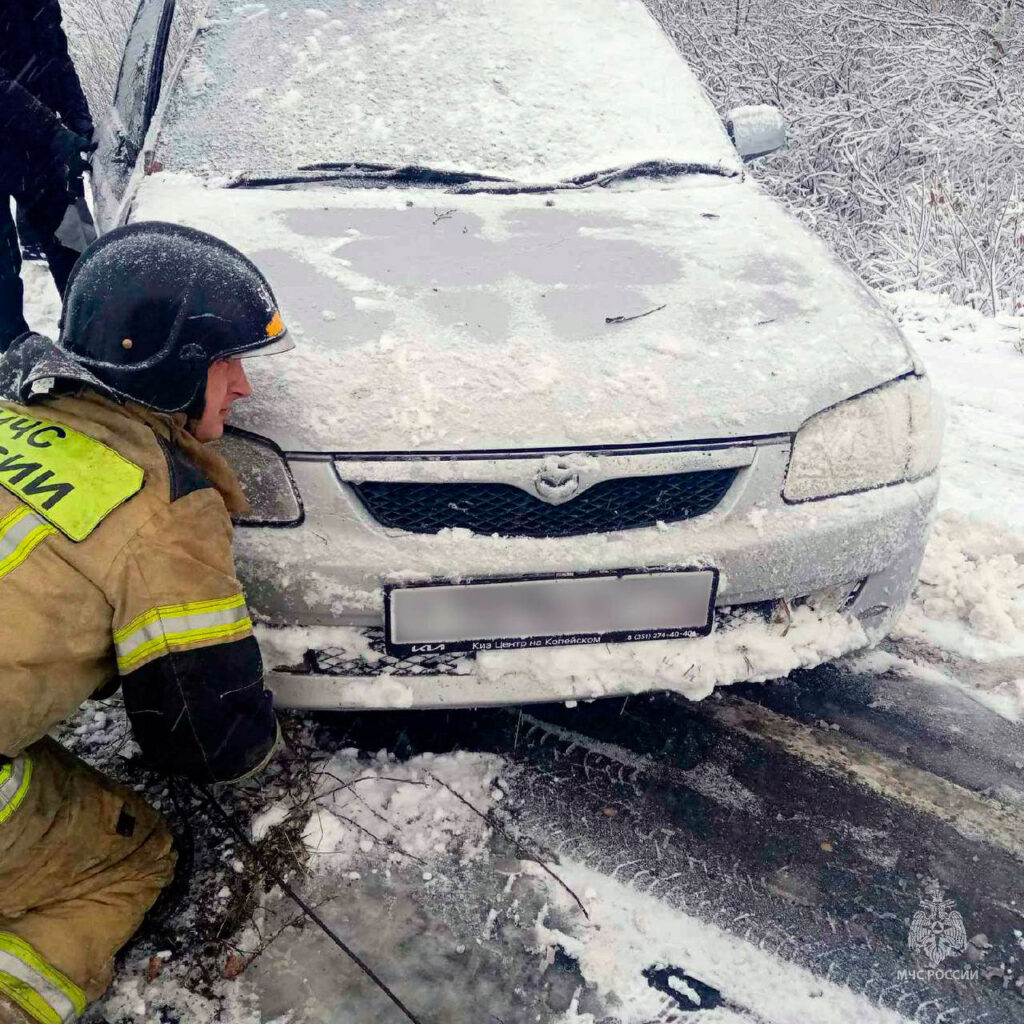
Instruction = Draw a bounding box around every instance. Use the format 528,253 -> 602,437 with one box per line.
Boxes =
117,618 -> 253,673
114,593 -> 247,644
0,505 -> 25,533
0,755 -> 32,825
0,933 -> 86,1023
114,594 -> 253,674
0,970 -> 61,1024
0,507 -> 55,582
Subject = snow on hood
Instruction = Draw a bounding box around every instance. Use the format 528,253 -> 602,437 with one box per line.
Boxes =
132,174 -> 915,452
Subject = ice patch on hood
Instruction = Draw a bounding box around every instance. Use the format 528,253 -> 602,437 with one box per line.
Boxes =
132,174 -> 914,451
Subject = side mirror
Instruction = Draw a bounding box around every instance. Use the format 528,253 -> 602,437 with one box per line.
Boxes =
726,105 -> 787,162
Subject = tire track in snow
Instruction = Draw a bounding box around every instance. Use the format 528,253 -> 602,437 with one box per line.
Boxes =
484,691 -> 1022,1024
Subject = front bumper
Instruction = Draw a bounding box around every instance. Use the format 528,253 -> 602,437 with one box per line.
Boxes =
239,444 -> 938,710
260,601 -> 886,710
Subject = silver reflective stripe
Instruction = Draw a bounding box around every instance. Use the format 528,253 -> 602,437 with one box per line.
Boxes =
114,595 -> 252,673
0,508 -> 53,579
0,950 -> 77,1023
0,756 -> 31,823
0,509 -> 43,552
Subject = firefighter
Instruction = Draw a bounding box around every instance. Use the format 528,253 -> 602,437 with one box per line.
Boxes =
0,221 -> 293,1023
1,0 -> 96,351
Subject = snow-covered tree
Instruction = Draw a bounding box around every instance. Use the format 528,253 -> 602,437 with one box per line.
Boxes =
649,0 -> 1024,313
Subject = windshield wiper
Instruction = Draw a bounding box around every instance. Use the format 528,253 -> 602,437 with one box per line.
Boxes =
227,159 -> 739,193
448,159 -> 741,194
563,159 -> 739,188
228,163 -> 514,189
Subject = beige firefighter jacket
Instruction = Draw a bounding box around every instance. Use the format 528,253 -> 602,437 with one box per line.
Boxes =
0,389 -> 276,783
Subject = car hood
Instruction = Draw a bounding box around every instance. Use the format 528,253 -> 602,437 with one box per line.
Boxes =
132,174 -> 915,452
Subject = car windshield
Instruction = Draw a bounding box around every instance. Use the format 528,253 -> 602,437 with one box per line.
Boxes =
155,0 -> 741,183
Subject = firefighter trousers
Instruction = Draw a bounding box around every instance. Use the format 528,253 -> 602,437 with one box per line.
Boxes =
0,169 -> 80,353
0,739 -> 176,1023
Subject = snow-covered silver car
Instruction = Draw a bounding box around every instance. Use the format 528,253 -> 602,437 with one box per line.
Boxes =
93,0 -> 941,710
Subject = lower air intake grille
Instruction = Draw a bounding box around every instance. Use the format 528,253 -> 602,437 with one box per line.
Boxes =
303,629 -> 473,677
349,469 -> 737,538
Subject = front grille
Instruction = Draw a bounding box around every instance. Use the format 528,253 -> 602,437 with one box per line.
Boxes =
296,629 -> 473,677
349,469 -> 737,538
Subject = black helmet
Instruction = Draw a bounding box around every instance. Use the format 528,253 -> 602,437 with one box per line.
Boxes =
57,221 -> 292,412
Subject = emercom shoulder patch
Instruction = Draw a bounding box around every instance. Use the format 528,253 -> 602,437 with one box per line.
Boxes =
0,405 -> 144,541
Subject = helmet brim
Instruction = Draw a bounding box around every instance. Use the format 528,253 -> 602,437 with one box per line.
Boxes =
239,333 -> 296,358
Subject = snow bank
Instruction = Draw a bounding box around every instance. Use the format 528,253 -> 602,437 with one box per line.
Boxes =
882,293 -> 1024,676
299,748 -> 504,872
475,604 -> 870,702
905,514 -> 1024,650
886,292 -> 1024,526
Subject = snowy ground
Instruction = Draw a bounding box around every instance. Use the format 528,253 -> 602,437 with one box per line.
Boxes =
876,292 -> 1024,722
20,264 -> 1024,1023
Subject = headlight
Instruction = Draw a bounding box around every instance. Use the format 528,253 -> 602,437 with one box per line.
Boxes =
211,428 -> 303,525
783,375 -> 942,502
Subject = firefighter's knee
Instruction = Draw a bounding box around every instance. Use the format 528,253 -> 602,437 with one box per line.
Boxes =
0,742 -> 177,1020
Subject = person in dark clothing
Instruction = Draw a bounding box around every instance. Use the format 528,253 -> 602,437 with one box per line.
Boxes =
14,207 -> 45,263
0,0 -> 95,352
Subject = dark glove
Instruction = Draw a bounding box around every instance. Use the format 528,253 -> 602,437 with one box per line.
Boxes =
49,124 -> 98,181
66,118 -> 95,144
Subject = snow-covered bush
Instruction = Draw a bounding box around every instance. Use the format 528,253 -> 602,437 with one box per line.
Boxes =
61,0 -> 204,115
648,0 -> 1024,314
59,0 -> 137,112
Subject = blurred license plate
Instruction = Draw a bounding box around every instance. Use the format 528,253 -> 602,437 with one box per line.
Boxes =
384,567 -> 718,656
